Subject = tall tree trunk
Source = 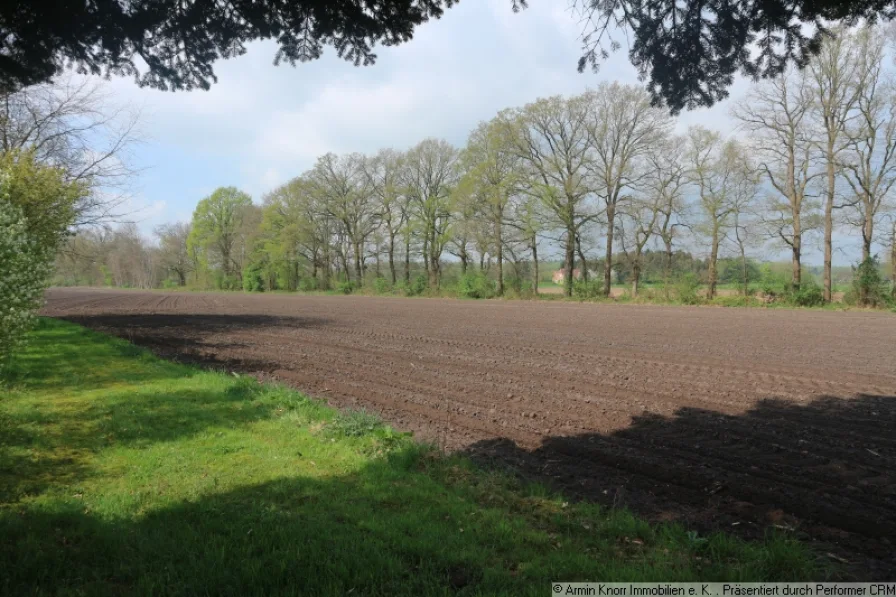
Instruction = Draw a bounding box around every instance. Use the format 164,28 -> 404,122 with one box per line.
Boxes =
221,245 -> 231,279
353,242 -> 363,286
576,235 -> 588,283
404,235 -> 411,285
664,237 -> 674,298
792,213 -> 802,292
428,236 -> 439,288
388,233 -> 396,285
603,205 -> 616,297
460,250 -> 468,275
322,246 -> 331,291
891,223 -> 896,299
531,235 -> 539,296
631,255 -> 641,297
823,147 -> 835,302
496,218 -> 504,296
496,244 -> 504,296
708,227 -> 720,300
564,227 -> 575,298
740,243 -> 749,296
862,207 -> 873,262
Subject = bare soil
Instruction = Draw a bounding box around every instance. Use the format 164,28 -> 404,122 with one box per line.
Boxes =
43,287 -> 896,578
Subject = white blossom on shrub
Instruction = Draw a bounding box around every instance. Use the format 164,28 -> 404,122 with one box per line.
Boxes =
0,185 -> 52,374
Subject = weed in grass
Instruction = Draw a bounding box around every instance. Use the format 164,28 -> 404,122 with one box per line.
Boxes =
331,408 -> 385,437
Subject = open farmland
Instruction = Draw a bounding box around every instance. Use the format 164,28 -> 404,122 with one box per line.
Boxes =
43,287 -> 896,577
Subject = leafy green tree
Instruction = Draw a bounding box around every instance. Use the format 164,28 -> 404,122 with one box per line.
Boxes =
0,150 -> 84,253
0,183 -> 53,375
505,95 -> 595,298
457,117 -> 522,295
188,187 -> 253,288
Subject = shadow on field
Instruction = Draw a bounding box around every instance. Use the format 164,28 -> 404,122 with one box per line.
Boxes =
462,392 -> 896,579
59,313 -> 332,373
8,319 -> 896,580
0,384 -> 275,504
0,320 -> 290,503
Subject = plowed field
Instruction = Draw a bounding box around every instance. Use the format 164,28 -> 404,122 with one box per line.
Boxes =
42,287 -> 896,578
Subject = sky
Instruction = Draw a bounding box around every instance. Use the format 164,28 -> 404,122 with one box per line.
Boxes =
98,0 -> 873,265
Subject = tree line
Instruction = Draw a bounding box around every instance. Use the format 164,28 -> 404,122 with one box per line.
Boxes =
58,27 -> 896,305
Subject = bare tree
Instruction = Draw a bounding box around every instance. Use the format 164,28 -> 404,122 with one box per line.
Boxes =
685,128 -> 755,299
155,222 -> 193,286
808,27 -> 861,302
401,139 -> 458,289
362,149 -> 406,285
0,76 -> 142,227
506,192 -> 548,295
507,95 -> 597,297
891,220 -> 896,299
447,185 -> 478,274
584,82 -> 671,297
309,153 -> 379,286
734,67 -> 821,291
645,136 -> 687,293
842,27 -> 896,264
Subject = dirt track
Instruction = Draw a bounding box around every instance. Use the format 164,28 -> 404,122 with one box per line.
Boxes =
43,287 -> 896,578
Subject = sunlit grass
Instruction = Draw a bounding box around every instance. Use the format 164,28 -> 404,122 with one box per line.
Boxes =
0,318 -> 821,595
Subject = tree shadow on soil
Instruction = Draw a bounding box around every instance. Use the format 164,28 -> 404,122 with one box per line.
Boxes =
57,313 -> 332,373
462,392 -> 896,579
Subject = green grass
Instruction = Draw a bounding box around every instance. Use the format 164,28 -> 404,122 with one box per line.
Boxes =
1,319 -> 821,595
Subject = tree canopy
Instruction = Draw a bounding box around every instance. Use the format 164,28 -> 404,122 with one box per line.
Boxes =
0,0 -> 460,92
3,0 -> 893,112
573,0 -> 895,112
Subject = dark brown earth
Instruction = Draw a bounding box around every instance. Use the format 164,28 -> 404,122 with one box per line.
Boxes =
42,287 -> 896,578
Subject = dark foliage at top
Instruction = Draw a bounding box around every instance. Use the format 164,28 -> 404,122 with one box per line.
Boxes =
575,0 -> 895,112
0,0 -> 460,91
1,0 -> 893,112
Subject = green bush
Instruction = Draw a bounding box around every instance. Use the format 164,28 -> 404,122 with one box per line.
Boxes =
404,274 -> 428,297
214,272 -> 241,290
849,256 -> 891,308
0,197 -> 52,375
242,263 -> 265,292
504,275 -> 526,294
788,280 -> 824,307
758,264 -> 789,301
572,278 -> 603,299
456,271 -> 497,299
675,273 -> 702,305
298,277 -> 318,292
372,277 -> 392,294
336,280 -> 356,295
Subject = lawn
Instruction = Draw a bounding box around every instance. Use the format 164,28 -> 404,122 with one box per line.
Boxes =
0,319 -> 820,595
